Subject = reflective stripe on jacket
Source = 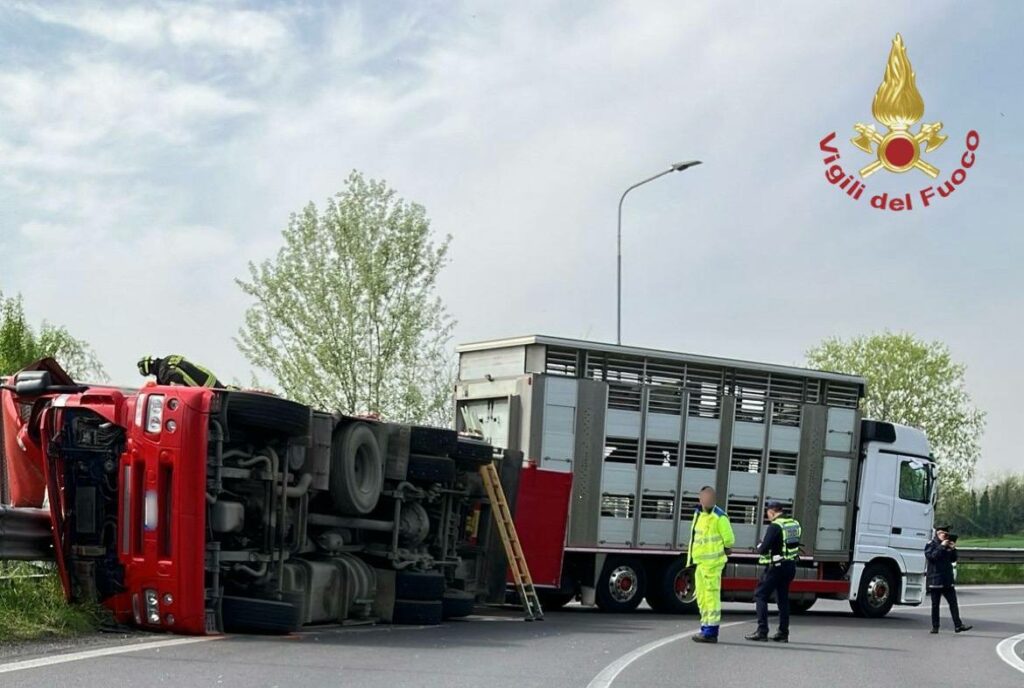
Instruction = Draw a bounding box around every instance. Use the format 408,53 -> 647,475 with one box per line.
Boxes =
687,506 -> 735,568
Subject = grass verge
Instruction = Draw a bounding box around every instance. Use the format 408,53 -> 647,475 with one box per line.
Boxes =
0,563 -> 104,642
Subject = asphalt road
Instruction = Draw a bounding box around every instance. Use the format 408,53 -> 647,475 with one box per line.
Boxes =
1,586 -> 1021,688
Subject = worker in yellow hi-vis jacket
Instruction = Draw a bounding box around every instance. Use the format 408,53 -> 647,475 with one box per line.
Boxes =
687,485 -> 735,644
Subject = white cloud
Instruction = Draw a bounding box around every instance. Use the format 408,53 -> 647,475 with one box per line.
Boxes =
14,1 -> 290,54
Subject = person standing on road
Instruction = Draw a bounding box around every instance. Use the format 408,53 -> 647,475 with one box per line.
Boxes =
926,525 -> 972,634
746,500 -> 801,643
689,486 -> 735,644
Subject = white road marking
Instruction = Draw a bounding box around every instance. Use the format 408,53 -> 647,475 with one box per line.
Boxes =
586,621 -> 747,688
0,636 -> 218,675
996,632 -> 1024,676
901,600 -> 1024,612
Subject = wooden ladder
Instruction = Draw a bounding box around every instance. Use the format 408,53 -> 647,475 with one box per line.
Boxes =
479,461 -> 544,621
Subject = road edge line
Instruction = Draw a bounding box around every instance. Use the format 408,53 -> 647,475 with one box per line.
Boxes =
586,621 -> 747,688
0,636 -> 218,675
996,632 -> 1024,676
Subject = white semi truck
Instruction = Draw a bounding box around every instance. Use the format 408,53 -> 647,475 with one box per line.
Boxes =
455,336 -> 938,618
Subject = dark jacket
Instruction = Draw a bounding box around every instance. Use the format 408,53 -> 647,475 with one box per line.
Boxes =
925,537 -> 958,588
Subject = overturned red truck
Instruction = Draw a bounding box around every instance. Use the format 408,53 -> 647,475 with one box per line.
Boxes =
0,359 -> 505,634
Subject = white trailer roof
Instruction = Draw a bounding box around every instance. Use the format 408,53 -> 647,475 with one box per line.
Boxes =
456,335 -> 866,387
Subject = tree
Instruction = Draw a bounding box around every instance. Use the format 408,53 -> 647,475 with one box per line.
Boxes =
0,291 -> 107,380
236,171 -> 455,426
807,332 -> 985,491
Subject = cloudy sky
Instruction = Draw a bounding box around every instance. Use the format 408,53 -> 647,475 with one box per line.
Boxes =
0,2 -> 1020,475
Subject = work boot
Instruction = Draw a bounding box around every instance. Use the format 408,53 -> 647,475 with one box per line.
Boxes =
930,628 -> 939,634
955,625 -> 972,633
744,631 -> 768,642
692,634 -> 718,644
771,632 -> 789,643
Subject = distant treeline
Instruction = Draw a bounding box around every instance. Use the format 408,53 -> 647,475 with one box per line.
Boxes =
937,474 -> 1024,538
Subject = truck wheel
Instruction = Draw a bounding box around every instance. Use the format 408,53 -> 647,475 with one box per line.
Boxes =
452,437 -> 493,467
791,597 -> 817,614
646,559 -> 698,614
407,454 -> 456,485
854,563 -> 897,618
392,599 -> 443,625
595,557 -> 646,613
409,425 -> 458,456
329,422 -> 383,515
224,391 -> 311,439
442,590 -> 476,619
848,600 -> 865,617
536,591 -> 575,610
395,570 -> 446,601
221,595 -> 303,634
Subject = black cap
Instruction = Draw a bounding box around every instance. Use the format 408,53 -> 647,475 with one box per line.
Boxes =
934,524 -> 951,532
765,499 -> 784,511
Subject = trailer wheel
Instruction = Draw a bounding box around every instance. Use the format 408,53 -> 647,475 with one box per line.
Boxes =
221,595 -> 302,634
407,454 -> 456,485
329,422 -> 384,515
853,562 -> 897,618
595,557 -> 646,613
646,559 -> 698,614
224,391 -> 311,439
392,599 -> 443,625
442,590 -> 476,619
395,570 -> 446,601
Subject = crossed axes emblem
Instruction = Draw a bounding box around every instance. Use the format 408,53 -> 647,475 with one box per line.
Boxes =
851,122 -> 948,178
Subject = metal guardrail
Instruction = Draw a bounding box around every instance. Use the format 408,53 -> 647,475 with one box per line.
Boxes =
957,547 -> 1024,565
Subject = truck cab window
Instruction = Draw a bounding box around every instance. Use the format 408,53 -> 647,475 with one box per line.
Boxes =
898,460 -> 930,503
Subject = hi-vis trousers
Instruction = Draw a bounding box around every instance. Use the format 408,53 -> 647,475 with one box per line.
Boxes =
696,561 -> 725,632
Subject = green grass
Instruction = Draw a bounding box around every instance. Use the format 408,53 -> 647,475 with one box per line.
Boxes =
958,533 -> 1024,548
954,533 -> 1024,584
0,563 -> 105,642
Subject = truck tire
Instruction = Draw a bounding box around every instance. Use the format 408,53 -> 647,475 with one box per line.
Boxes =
395,570 -> 446,601
645,559 -> 698,614
791,597 -> 817,614
452,437 -> 493,467
221,595 -> 302,634
407,454 -> 456,485
441,590 -> 476,619
329,422 -> 384,515
536,590 -> 575,610
224,391 -> 311,439
392,599 -> 443,625
595,557 -> 647,613
409,425 -> 458,456
853,562 -> 897,618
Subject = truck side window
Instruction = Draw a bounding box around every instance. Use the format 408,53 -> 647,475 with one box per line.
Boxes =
898,460 -> 929,503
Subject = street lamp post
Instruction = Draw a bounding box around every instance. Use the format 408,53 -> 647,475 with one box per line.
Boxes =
616,160 -> 702,345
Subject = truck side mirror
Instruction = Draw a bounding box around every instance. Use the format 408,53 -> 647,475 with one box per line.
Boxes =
14,370 -> 53,397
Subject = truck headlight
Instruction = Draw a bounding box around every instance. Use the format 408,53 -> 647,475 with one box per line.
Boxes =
144,588 -> 161,624
146,395 -> 165,434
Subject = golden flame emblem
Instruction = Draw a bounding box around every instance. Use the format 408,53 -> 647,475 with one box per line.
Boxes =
851,34 -> 947,178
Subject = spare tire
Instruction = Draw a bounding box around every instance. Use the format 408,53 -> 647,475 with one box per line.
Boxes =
329,422 -> 384,515
407,454 -> 456,485
395,570 -> 446,601
392,599 -> 443,626
442,590 -> 475,619
224,391 -> 311,439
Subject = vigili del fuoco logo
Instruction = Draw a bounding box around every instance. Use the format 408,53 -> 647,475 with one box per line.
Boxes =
819,33 -> 978,211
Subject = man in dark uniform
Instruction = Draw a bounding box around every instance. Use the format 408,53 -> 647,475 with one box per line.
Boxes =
137,355 -> 224,388
926,524 -> 972,634
746,499 -> 801,643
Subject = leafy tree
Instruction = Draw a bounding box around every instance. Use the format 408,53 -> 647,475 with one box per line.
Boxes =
0,291 -> 107,380
807,332 -> 985,491
236,171 -> 455,426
